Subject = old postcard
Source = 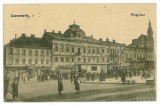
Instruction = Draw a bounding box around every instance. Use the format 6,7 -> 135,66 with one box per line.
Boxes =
3,4 -> 156,102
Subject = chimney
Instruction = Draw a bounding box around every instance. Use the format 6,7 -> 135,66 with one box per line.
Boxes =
15,33 -> 17,39
99,38 -> 102,41
58,31 -> 61,34
52,30 -> 55,33
122,43 -> 126,46
44,29 -> 46,33
91,35 -> 93,38
113,39 -> 115,43
10,40 -> 12,43
106,37 -> 109,42
31,34 -> 35,38
22,33 -> 26,37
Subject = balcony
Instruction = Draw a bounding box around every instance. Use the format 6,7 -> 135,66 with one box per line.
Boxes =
109,53 -> 118,58
126,58 -> 132,61
75,52 -> 81,56
137,58 -> 147,61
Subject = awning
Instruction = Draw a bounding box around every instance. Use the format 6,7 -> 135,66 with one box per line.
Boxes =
34,66 -> 51,70
5,66 -> 52,71
56,65 -> 76,69
5,66 -> 29,70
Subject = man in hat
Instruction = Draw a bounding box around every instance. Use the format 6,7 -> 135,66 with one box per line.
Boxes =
122,70 -> 126,85
129,70 -> 132,78
74,75 -> 80,94
11,78 -> 19,100
57,76 -> 63,95
142,69 -> 146,79
100,69 -> 105,81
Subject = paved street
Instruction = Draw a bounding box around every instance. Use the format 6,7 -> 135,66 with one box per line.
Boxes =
82,76 -> 148,84
5,77 -> 156,102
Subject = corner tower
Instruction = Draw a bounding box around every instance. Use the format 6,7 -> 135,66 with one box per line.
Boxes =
147,20 -> 153,41
147,20 -> 154,50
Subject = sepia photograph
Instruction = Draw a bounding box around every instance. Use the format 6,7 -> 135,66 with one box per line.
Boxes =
3,4 -> 156,102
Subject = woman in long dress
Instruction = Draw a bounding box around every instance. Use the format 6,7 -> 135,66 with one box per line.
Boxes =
74,76 -> 80,94
58,77 -> 63,95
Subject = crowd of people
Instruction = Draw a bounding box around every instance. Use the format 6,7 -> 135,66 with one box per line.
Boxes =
4,76 -> 19,100
4,67 -> 153,100
57,71 -> 81,95
111,68 -> 153,84
37,72 -> 71,82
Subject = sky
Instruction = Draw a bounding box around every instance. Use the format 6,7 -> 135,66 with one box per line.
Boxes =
3,4 -> 156,45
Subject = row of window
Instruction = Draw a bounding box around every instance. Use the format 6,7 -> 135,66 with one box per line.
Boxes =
9,47 -> 124,56
54,57 -> 122,63
54,45 -> 123,55
9,48 -> 50,56
15,59 -> 50,65
126,53 -> 153,59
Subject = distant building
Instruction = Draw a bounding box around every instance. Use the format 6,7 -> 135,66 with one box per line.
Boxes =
126,20 -> 155,70
4,21 -> 155,78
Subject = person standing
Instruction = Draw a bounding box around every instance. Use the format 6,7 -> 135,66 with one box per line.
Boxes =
129,70 -> 132,78
4,75 -> 10,98
74,76 -> 80,94
100,69 -> 105,81
122,70 -> 126,85
119,68 -> 123,82
70,72 -> 73,83
135,69 -> 137,76
137,69 -> 140,76
11,78 -> 19,100
58,77 -> 63,95
142,69 -> 146,79
85,72 -> 90,81
115,69 -> 118,80
91,72 -> 95,81
37,75 -> 40,82
148,69 -> 151,78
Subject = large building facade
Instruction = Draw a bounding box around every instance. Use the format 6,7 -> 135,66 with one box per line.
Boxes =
4,21 -> 155,78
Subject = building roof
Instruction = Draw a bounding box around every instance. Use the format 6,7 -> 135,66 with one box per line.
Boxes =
64,23 -> 86,38
128,34 -> 148,47
6,23 -> 125,48
8,34 -> 51,48
124,46 -> 147,50
42,31 -> 124,46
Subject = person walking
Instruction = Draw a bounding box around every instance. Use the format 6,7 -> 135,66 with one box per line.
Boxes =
11,78 -> 19,100
57,77 -> 63,95
74,75 -> 80,94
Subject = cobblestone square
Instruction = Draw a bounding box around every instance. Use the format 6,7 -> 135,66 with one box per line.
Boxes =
5,78 -> 156,102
